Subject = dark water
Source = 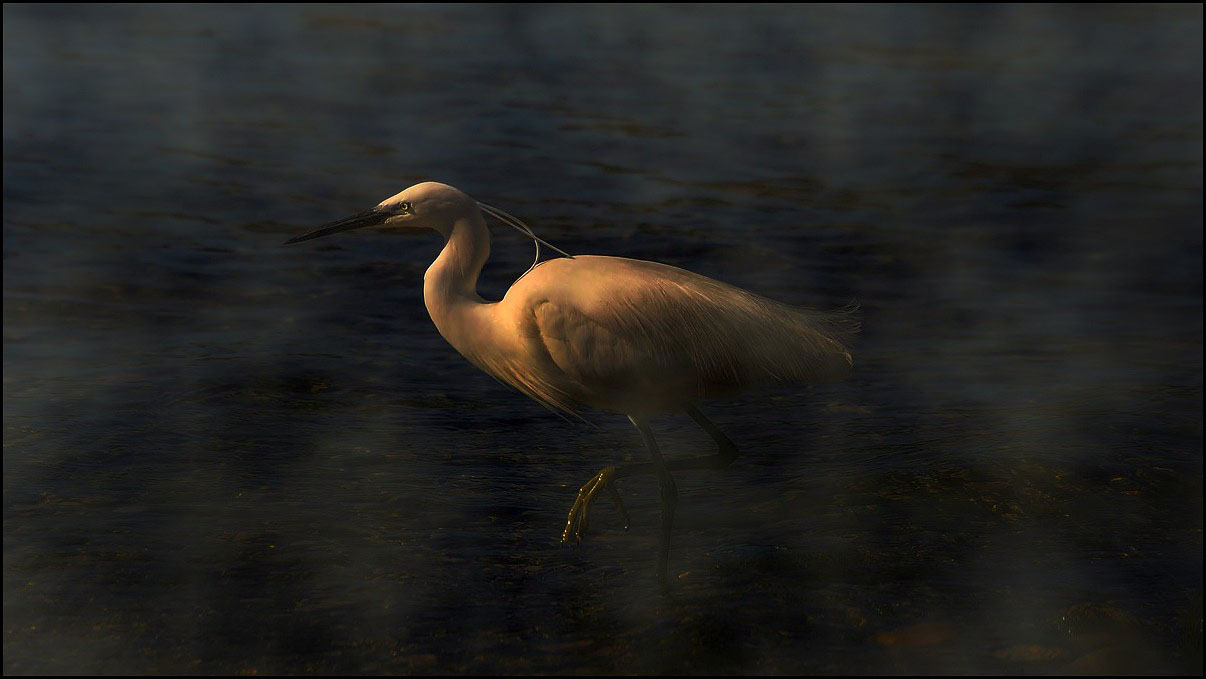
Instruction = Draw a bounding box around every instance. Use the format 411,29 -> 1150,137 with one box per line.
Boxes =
4,4 -> 1201,674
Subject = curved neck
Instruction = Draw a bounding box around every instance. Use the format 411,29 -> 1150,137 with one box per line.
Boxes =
425,212 -> 490,303
423,212 -> 495,358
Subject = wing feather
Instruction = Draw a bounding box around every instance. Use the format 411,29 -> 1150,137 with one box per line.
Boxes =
522,257 -> 856,414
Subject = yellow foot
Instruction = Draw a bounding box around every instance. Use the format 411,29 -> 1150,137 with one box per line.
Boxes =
561,466 -> 630,544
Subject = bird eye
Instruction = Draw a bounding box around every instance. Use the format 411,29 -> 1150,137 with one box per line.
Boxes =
398,201 -> 415,215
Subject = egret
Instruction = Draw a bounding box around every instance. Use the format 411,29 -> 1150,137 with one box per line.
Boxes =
286,181 -> 856,585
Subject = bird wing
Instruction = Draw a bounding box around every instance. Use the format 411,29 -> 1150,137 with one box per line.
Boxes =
525,257 -> 856,414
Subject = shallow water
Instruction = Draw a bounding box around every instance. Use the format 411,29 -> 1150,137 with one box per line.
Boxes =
3,4 -> 1202,674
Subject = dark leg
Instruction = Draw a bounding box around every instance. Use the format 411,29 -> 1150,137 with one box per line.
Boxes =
561,405 -> 740,543
630,415 -> 676,587
684,404 -> 740,468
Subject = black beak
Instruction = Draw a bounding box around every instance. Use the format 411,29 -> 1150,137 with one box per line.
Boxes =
284,208 -> 390,245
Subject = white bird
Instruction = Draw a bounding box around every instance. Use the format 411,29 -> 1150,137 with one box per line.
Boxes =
287,181 -> 856,585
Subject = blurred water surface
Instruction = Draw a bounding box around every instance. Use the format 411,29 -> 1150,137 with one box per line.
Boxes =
3,4 -> 1202,674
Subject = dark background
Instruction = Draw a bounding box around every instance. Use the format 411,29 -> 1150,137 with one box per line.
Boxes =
4,4 -> 1201,674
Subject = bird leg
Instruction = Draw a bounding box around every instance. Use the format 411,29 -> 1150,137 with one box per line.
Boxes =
561,466 -> 630,544
560,405 -> 740,546
680,404 -> 741,468
630,416 -> 677,588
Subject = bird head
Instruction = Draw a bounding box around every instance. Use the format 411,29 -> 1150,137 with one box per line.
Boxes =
286,181 -> 574,260
284,181 -> 475,244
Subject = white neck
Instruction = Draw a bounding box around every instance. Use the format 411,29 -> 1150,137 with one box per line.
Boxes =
423,211 -> 495,360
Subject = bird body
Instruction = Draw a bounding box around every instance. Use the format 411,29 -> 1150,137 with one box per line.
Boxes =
287,181 -> 855,586
434,251 -> 853,418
